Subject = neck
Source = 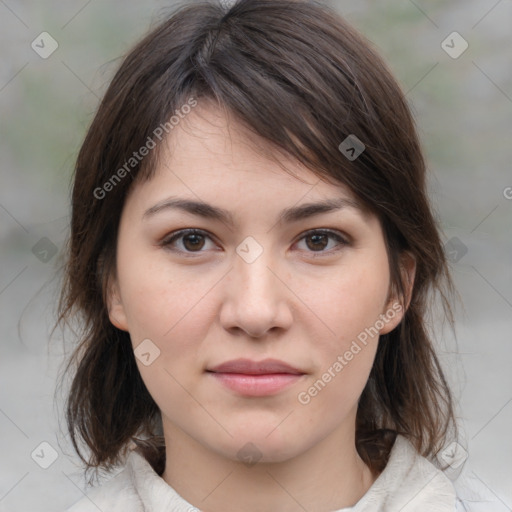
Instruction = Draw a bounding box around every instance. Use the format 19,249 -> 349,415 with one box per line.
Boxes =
160,417 -> 376,512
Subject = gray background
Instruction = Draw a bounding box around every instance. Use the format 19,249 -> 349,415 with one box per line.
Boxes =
0,0 -> 511,510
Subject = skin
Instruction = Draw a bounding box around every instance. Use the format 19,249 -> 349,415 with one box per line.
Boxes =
107,103 -> 415,512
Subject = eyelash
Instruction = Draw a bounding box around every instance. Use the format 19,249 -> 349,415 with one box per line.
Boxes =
159,228 -> 350,258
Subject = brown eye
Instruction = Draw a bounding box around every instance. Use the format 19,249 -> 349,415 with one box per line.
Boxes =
305,233 -> 329,251
161,229 -> 215,254
182,233 -> 206,251
296,229 -> 349,256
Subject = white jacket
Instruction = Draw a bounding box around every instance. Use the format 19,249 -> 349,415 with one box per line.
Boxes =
64,435 -> 500,511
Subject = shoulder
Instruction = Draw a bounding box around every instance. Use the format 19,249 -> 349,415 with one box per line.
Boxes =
388,435 -> 457,511
64,461 -> 142,512
453,471 -> 507,512
64,446 -> 198,512
358,436 -> 504,512
353,435 -> 456,511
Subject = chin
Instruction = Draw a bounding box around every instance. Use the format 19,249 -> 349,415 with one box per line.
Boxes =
207,428 -> 308,465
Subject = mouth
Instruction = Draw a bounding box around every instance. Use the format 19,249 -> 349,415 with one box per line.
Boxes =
206,358 -> 305,375
206,358 -> 306,396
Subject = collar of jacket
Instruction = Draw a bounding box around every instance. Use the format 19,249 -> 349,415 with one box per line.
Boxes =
66,434 -> 457,511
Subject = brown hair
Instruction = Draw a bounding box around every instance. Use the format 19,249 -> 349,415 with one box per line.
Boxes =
57,0 -> 457,483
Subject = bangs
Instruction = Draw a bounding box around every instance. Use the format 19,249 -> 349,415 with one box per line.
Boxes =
121,0 -> 396,212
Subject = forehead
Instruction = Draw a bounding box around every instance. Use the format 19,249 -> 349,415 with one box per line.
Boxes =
148,104 -> 356,197
164,104 -> 312,181
124,103 -> 372,224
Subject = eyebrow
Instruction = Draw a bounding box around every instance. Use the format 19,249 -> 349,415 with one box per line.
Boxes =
142,196 -> 366,227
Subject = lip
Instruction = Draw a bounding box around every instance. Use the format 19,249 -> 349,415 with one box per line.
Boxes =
207,358 -> 304,375
206,358 -> 306,397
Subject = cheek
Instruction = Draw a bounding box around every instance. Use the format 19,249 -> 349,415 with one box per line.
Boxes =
116,242 -> 203,335
297,250 -> 390,397
295,272 -> 385,424
116,254 -> 216,401
312,255 -> 390,344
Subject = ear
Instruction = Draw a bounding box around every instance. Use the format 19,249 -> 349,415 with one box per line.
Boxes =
106,274 -> 129,332
379,251 -> 416,335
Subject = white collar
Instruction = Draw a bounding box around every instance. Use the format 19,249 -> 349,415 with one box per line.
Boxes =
124,435 -> 456,511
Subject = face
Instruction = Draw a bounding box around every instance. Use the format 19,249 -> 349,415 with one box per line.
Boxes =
107,104 -> 409,465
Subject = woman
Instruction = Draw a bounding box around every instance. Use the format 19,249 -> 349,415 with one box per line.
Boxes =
58,0 -> 474,510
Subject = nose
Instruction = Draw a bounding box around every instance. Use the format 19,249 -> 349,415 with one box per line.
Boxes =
219,246 -> 293,338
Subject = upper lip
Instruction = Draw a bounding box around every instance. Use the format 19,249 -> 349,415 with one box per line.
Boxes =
207,358 -> 305,375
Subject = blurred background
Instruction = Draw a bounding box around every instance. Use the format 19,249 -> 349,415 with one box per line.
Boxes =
0,0 -> 511,510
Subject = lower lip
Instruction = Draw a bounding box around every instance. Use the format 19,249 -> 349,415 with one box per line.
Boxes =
207,372 -> 304,396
